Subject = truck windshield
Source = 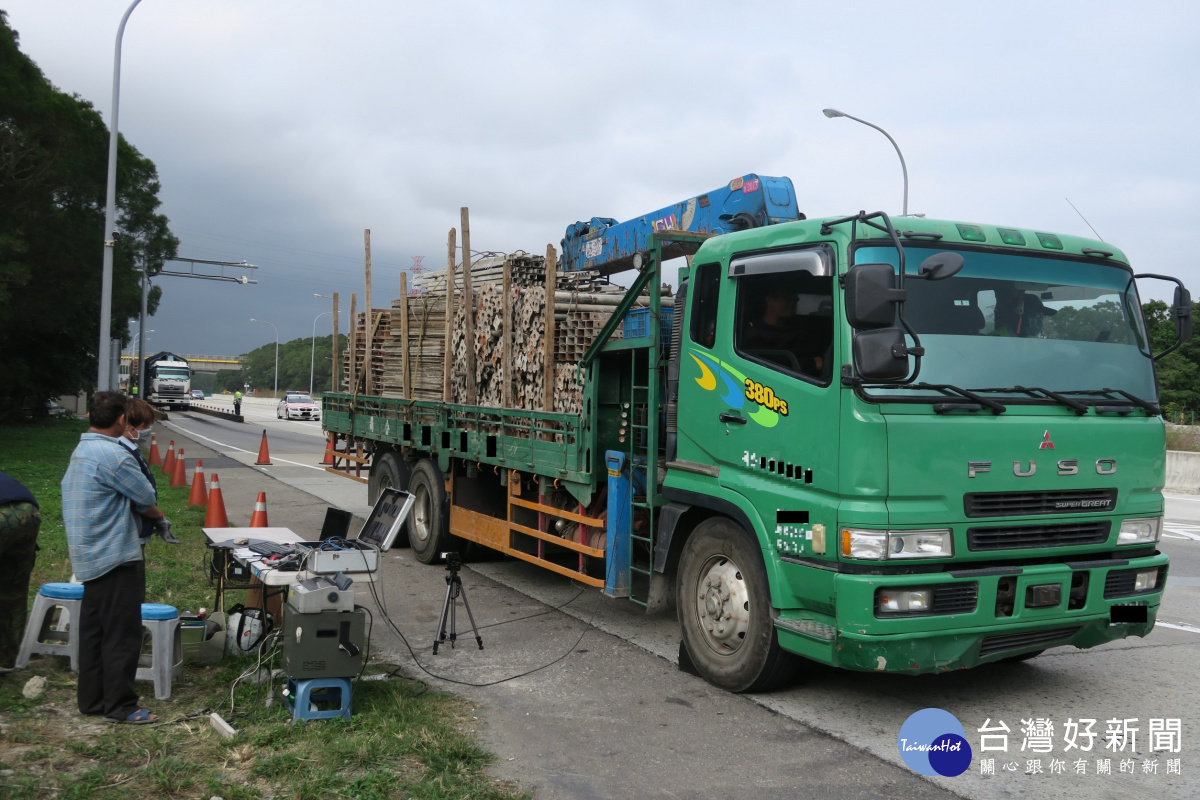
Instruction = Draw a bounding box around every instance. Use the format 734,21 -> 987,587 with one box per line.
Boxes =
156,368 -> 189,380
854,244 -> 1156,403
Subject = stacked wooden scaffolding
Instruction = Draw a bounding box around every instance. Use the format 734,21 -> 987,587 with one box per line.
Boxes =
340,213 -> 673,417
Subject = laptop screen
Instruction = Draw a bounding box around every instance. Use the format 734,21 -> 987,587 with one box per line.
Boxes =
319,508 -> 354,541
356,488 -> 415,552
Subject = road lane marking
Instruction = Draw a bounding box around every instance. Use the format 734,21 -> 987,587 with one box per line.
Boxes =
164,422 -> 326,472
1165,494 -> 1200,502
1163,522 -> 1200,541
1157,621 -> 1200,634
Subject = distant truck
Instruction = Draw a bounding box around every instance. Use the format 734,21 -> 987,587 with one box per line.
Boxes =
144,352 -> 192,410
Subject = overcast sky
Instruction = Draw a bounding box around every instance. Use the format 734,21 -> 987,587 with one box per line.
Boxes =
5,1 -> 1199,357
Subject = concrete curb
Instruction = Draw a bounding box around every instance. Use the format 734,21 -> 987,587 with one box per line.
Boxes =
189,404 -> 244,423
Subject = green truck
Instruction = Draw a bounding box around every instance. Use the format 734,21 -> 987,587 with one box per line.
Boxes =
323,200 -> 1190,692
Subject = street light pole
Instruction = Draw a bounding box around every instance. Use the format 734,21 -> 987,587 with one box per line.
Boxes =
310,311 -> 333,395
97,0 -> 143,391
822,108 -> 909,216
250,318 -> 279,398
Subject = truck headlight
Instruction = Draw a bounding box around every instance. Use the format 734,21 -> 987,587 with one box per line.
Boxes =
841,529 -> 888,560
840,529 -> 953,560
1118,517 -> 1162,546
889,530 -> 954,559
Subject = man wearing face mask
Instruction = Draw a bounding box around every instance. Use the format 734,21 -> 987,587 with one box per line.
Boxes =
62,392 -> 166,723
119,399 -> 179,547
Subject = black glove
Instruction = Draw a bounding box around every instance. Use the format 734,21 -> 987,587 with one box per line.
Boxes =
155,517 -> 180,545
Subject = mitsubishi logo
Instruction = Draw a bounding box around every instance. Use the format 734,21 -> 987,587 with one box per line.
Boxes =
1039,430 -> 1055,450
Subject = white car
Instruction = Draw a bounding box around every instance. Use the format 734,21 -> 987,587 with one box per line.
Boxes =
277,394 -> 320,421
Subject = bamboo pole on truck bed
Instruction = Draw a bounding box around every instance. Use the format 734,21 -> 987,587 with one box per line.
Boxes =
443,228 -> 456,403
399,272 -> 409,398
502,256 -> 512,409
363,229 -> 373,396
348,293 -> 358,393
331,292 -> 340,394
461,207 -> 476,405
543,243 -> 557,413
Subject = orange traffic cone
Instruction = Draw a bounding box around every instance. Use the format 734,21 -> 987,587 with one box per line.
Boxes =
188,460 -> 208,506
255,429 -> 272,466
148,433 -> 161,466
249,491 -> 269,527
204,473 -> 229,528
321,436 -> 336,466
161,441 -> 176,475
169,449 -> 188,487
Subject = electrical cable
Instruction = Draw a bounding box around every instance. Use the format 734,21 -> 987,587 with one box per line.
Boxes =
354,604 -> 374,682
364,565 -> 600,688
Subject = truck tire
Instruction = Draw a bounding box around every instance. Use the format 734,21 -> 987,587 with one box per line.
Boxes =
367,451 -> 407,507
677,517 -> 796,692
407,459 -> 449,564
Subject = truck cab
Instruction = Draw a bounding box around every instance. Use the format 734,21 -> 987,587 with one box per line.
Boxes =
664,212 -> 1182,685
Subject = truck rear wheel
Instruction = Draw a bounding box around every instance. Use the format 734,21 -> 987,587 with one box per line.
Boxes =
677,517 -> 796,692
407,459 -> 449,564
368,451 -> 407,507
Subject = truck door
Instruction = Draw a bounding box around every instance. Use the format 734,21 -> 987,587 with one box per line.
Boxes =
679,246 -> 841,536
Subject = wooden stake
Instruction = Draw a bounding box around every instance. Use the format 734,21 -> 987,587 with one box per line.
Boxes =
461,207 -> 476,405
543,243 -> 557,413
348,293 -> 358,393
331,292 -> 340,394
502,256 -> 512,409
363,229 -> 373,396
444,228 -> 456,403
399,272 -> 409,399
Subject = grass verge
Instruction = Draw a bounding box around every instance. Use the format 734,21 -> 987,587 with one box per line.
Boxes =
0,419 -> 526,799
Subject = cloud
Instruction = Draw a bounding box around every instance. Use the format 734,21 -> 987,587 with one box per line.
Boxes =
4,0 -> 1199,351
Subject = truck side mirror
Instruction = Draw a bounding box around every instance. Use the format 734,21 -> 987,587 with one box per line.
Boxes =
853,327 -> 911,382
917,252 -> 965,281
844,263 -> 906,329
1174,285 -> 1192,344
1135,273 -> 1192,360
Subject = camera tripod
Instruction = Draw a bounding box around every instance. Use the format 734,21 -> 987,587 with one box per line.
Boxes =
432,552 -> 483,654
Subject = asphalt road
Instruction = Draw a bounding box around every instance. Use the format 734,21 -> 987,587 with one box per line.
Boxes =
163,399 -> 1200,799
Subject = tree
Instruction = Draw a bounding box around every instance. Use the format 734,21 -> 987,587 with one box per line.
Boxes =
1143,299 -> 1200,420
0,13 -> 178,419
224,335 -> 347,396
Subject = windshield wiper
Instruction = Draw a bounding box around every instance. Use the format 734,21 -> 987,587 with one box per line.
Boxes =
971,386 -> 1089,416
1061,388 -> 1161,416
912,383 -> 1007,415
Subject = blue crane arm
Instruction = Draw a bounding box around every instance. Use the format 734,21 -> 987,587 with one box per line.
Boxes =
560,174 -> 803,275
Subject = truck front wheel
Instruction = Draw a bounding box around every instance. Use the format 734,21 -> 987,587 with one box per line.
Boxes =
407,459 -> 449,564
677,517 -> 796,692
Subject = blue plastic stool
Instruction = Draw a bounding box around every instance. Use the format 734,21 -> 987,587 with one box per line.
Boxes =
286,677 -> 353,723
135,603 -> 182,700
16,582 -> 84,671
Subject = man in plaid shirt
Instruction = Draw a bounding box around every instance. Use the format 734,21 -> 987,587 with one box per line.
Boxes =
62,392 -> 169,724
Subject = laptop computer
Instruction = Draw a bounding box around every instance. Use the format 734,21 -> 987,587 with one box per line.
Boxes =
287,488 -> 415,573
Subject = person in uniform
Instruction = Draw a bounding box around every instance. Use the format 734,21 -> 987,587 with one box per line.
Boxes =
0,470 -> 40,673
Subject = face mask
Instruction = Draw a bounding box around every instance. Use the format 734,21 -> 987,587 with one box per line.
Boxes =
126,429 -> 140,442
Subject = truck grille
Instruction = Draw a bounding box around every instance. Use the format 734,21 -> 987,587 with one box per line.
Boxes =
966,521 -> 1111,551
964,489 -> 1117,518
932,583 -> 979,614
979,625 -> 1081,657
